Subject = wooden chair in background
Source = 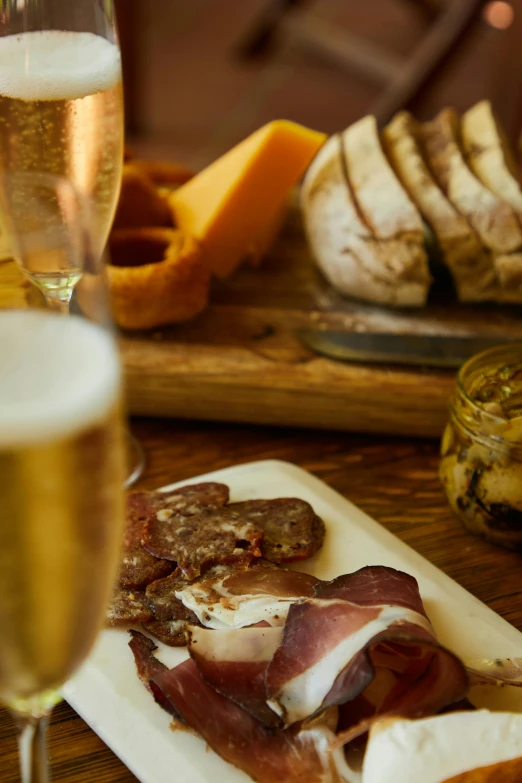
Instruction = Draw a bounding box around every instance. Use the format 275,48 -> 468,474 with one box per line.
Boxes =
234,0 -> 485,125
115,0 -> 522,161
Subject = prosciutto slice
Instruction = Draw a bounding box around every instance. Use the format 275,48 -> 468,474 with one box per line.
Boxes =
129,631 -> 356,783
128,630 -> 182,718
176,565 -> 319,630
188,625 -> 283,726
266,566 -> 468,728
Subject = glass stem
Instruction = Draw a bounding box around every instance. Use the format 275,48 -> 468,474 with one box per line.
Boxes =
43,290 -> 72,315
16,712 -> 51,783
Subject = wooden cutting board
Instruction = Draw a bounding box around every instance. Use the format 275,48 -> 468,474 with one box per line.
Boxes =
121,210 -> 522,439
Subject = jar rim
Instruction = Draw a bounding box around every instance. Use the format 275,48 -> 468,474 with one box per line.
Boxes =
456,342 -> 522,419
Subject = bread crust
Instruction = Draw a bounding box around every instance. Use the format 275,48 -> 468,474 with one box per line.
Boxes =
462,101 -> 522,221
420,109 -> 522,256
301,134 -> 431,307
383,111 -> 494,301
420,108 -> 522,302
342,115 -> 425,242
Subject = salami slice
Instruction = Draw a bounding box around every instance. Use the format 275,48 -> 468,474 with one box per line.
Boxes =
151,482 -> 230,513
142,501 -> 263,580
143,605 -> 200,647
106,584 -> 154,626
145,568 -> 191,622
119,492 -> 174,589
119,484 -> 230,588
192,499 -> 325,564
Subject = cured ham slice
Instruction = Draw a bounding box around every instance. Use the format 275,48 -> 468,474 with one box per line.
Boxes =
145,561 -> 310,644
188,625 -> 283,726
176,564 -> 319,630
314,565 -> 428,613
129,631 -> 356,783
266,567 -> 468,728
128,630 -> 182,717
146,562 -> 246,622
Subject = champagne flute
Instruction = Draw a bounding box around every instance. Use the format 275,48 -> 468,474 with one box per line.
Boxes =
0,0 -> 144,486
0,0 -> 124,257
1,172 -> 87,314
0,231 -> 126,781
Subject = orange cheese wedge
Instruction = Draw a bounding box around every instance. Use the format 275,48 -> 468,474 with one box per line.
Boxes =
169,120 -> 326,278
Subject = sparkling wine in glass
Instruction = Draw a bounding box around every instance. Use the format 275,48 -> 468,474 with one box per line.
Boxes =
0,0 -> 145,486
0,0 -> 124,266
1,171 -> 90,313
0,297 -> 126,779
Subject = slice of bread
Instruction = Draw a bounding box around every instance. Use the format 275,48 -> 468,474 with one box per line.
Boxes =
420,108 -> 522,303
301,134 -> 431,307
342,115 -> 425,242
382,111 -> 494,302
420,108 -> 522,255
461,100 -> 522,221
492,253 -> 522,303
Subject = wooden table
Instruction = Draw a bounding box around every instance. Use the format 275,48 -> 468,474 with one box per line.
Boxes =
1,416 -> 521,782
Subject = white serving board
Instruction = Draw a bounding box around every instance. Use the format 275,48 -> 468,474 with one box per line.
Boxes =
63,460 -> 522,783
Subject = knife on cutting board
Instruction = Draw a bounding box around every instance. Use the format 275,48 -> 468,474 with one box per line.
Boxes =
296,329 -> 522,369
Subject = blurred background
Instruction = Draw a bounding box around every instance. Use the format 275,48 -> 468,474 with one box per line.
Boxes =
115,0 -> 520,170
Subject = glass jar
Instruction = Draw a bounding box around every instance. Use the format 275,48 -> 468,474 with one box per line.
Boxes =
440,344 -> 522,550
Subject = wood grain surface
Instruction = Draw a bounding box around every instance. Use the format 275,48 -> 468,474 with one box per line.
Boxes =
0,417 -> 520,782
122,209 -> 522,438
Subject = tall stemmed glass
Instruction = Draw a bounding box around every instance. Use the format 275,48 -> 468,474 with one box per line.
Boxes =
0,199 -> 126,781
1,172 -> 88,313
0,0 -> 144,485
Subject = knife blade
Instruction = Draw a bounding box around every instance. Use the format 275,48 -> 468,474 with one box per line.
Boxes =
296,329 -> 521,369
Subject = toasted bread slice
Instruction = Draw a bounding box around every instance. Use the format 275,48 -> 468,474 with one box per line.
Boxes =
301,134 -> 431,307
383,111 -> 494,301
420,108 -> 522,256
461,101 -> 522,221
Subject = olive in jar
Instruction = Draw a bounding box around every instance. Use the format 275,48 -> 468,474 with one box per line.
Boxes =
440,344 -> 522,549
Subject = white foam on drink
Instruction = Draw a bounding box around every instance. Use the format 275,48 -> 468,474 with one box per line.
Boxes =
0,31 -> 121,101
0,311 -> 121,447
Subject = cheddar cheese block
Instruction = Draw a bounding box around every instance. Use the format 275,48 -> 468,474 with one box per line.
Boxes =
169,120 -> 326,278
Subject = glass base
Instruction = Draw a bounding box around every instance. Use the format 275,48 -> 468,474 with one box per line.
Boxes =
7,689 -> 61,717
125,431 -> 145,488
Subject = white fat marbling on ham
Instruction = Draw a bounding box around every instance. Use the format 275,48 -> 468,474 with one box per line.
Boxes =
188,625 -> 283,726
189,624 -> 283,663
151,657 -> 356,783
130,629 -> 357,782
265,567 -> 468,730
176,567 -> 319,630
266,601 -> 434,725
